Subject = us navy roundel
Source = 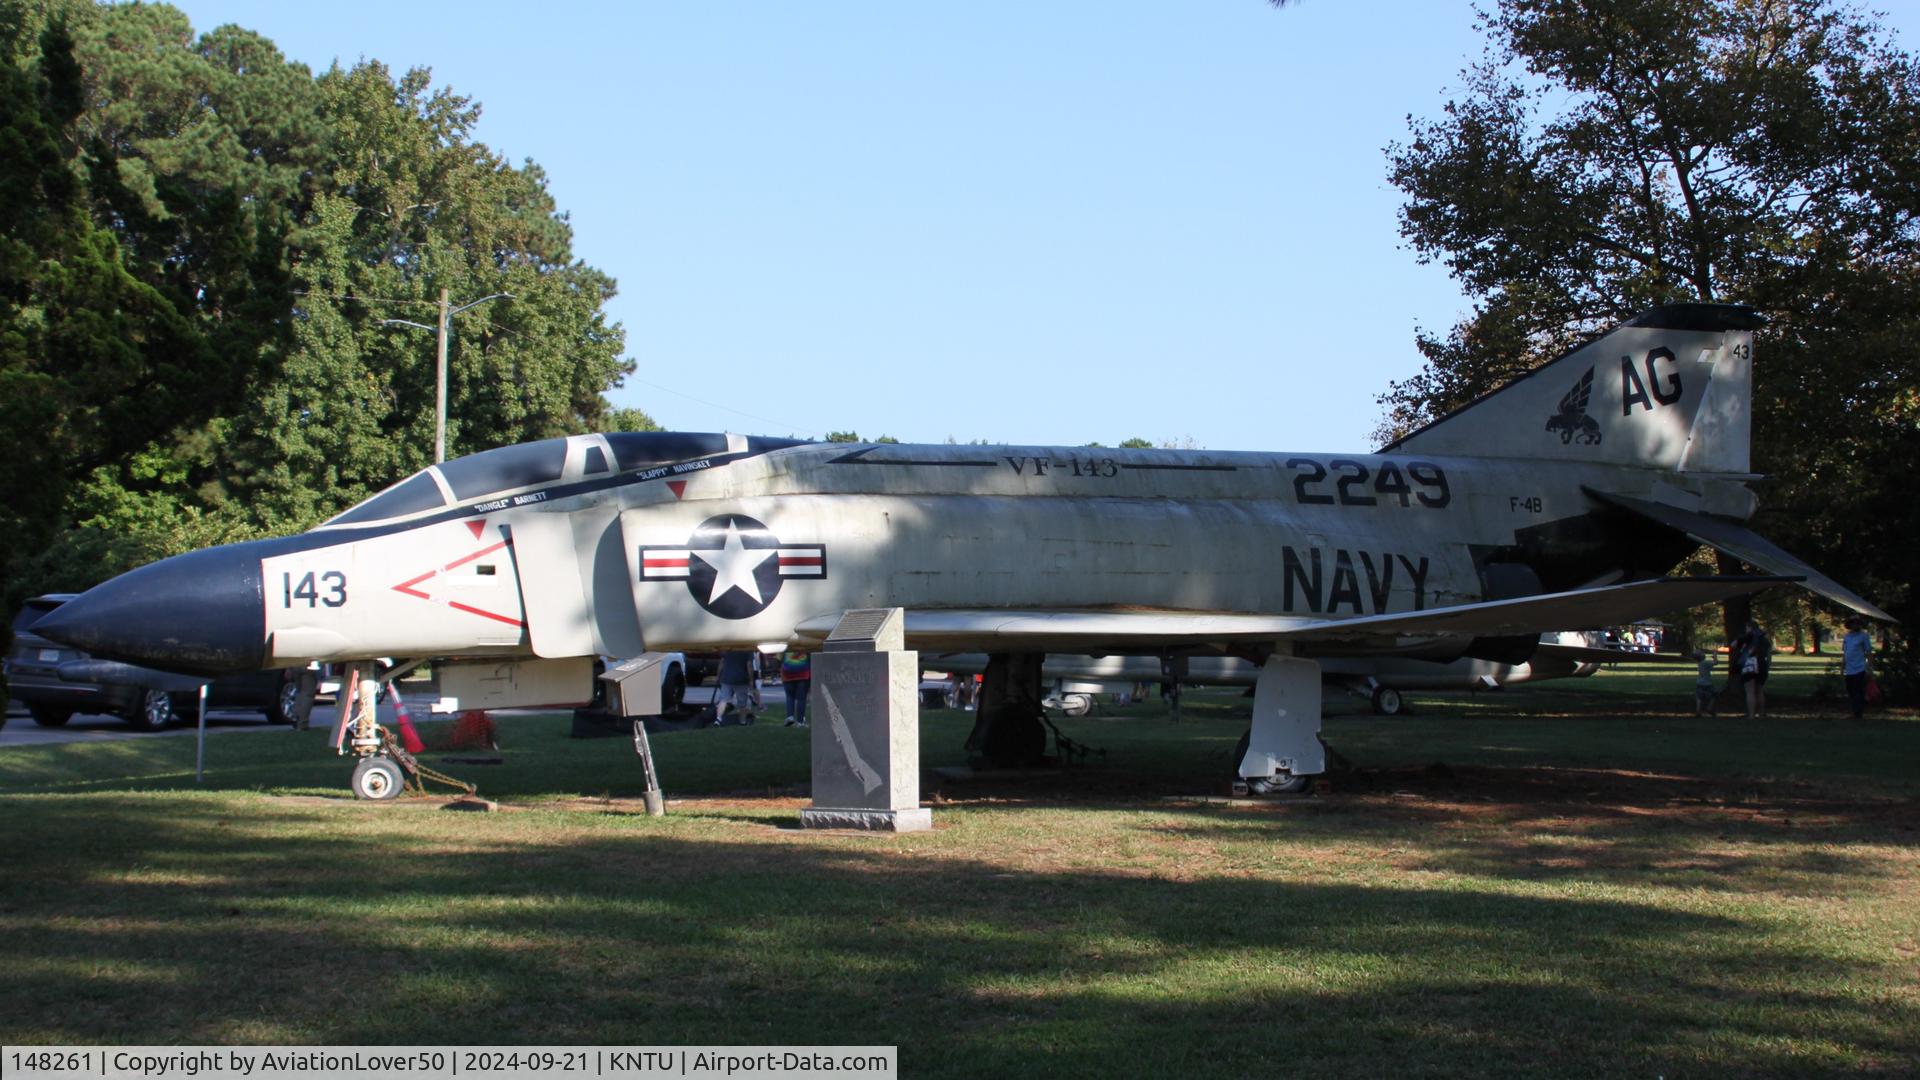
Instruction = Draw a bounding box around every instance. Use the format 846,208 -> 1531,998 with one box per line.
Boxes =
639,515 -> 826,619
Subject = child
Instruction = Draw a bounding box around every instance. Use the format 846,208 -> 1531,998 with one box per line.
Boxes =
1694,651 -> 1717,716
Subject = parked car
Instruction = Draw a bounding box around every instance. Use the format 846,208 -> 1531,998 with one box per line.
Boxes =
5,594 -> 315,730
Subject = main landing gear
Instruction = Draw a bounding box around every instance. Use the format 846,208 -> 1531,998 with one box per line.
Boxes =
1233,654 -> 1327,797
1370,684 -> 1404,716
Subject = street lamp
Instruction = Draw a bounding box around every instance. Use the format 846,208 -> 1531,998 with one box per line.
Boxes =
383,288 -> 514,463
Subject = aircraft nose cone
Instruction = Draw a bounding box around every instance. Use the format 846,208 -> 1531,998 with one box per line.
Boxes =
33,541 -> 268,677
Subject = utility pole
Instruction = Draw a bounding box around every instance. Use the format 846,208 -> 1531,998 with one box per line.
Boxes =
383,290 -> 513,463
436,287 -> 450,463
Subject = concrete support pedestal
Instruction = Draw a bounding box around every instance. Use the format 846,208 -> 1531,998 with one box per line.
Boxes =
801,608 -> 932,833
964,652 -> 1047,766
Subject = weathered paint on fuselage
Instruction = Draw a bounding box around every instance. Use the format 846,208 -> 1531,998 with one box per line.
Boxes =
258,436 -> 1749,662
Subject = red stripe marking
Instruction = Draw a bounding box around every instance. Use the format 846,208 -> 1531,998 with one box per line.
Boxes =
643,557 -> 690,568
448,601 -> 527,628
778,556 -> 824,566
392,570 -> 433,599
390,539 -> 519,628
441,539 -> 510,573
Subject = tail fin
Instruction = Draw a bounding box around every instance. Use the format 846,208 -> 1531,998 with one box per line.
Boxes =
1382,304 -> 1764,473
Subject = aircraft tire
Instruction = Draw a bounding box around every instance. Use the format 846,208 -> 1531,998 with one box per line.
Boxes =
350,756 -> 405,801
1058,693 -> 1093,717
1232,730 -> 1311,795
662,666 -> 687,713
1371,686 -> 1404,716
29,705 -> 73,728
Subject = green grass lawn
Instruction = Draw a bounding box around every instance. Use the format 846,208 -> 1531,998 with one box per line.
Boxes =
1,656 -> 1915,1077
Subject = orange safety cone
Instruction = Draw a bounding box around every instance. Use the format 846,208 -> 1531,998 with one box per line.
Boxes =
389,685 -> 427,754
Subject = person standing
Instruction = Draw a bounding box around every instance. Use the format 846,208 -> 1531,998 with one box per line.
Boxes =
1724,632 -> 1749,712
712,650 -> 757,726
780,649 -> 812,727
1693,651 -> 1717,716
1743,621 -> 1773,719
1842,616 -> 1874,719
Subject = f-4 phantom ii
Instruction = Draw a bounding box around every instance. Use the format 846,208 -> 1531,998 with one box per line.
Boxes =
37,304 -> 1887,796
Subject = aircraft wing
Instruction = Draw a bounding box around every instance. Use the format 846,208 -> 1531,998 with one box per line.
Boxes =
794,576 -> 1791,653
1584,489 -> 1892,621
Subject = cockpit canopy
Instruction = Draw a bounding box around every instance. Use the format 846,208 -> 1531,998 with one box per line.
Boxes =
324,432 -> 802,527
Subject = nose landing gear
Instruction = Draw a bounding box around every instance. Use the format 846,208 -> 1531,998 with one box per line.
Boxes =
332,660 -> 476,801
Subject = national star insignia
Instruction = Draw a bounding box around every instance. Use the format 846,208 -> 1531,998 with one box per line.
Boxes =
693,520 -> 776,605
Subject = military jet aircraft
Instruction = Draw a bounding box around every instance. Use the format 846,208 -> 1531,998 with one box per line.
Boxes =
35,304 -> 1885,797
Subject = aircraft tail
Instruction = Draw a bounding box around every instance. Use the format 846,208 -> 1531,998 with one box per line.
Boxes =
1381,304 -> 1764,473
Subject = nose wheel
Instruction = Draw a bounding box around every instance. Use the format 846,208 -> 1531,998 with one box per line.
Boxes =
351,756 -> 404,801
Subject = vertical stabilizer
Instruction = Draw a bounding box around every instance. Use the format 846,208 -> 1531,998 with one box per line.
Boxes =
1383,305 -> 1764,473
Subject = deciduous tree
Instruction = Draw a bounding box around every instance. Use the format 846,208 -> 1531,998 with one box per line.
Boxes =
1381,0 -> 1919,673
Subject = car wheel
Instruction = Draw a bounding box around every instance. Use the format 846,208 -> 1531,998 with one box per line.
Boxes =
127,689 -> 176,731
1371,686 -> 1404,716
28,704 -> 73,728
350,756 -> 405,800
276,680 -> 303,724
662,665 -> 687,713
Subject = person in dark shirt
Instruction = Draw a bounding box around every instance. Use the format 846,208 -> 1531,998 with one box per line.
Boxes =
1741,621 -> 1773,719
713,650 -> 757,726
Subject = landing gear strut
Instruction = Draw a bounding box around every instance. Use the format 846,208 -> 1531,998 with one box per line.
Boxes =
1233,654 -> 1327,796
332,660 -> 474,800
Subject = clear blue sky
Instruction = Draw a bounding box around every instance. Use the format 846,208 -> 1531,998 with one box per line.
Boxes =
177,1 -> 1917,452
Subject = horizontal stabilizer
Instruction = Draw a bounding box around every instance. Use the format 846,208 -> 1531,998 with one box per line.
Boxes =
1586,489 -> 1892,621
794,576 -> 1790,653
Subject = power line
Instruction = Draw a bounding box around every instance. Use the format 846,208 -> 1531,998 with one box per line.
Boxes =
620,374 -> 818,438
478,320 -> 816,436
301,303 -> 818,437
291,290 -> 442,306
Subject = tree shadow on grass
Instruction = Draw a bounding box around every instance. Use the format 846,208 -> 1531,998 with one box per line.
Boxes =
0,795 -> 1914,1078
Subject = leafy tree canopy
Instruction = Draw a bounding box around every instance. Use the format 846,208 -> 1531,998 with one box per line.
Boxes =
1381,0 -> 1919,662
2,1 -> 646,601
